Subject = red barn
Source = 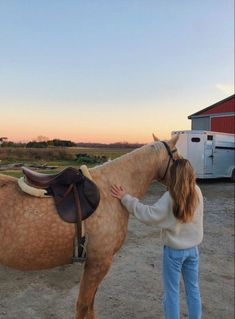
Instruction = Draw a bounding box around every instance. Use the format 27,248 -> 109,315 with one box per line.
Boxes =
188,94 -> 235,134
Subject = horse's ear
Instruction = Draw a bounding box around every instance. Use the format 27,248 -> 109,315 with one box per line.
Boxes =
169,134 -> 179,146
152,133 -> 159,141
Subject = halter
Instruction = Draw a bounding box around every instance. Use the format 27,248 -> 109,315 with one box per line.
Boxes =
159,141 -> 177,181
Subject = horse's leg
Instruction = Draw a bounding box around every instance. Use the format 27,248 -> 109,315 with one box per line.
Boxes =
86,287 -> 97,319
75,258 -> 112,319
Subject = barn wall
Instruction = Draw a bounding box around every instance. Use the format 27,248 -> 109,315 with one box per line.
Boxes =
190,96 -> 235,134
191,117 -> 210,130
211,116 -> 235,134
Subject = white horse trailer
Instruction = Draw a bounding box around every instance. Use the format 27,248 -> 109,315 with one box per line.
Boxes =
171,130 -> 235,181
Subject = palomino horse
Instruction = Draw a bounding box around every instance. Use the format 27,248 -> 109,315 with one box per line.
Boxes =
0,134 -> 179,319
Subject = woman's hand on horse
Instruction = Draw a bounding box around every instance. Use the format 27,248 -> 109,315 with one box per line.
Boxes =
111,185 -> 127,200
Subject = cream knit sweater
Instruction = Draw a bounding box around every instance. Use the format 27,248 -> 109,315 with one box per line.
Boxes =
121,185 -> 203,249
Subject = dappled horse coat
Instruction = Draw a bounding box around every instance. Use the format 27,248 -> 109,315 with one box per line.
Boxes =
0,135 -> 180,319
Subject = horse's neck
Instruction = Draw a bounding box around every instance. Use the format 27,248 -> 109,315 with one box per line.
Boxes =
92,144 -> 163,198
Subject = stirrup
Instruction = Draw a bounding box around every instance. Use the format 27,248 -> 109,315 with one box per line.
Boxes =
72,235 -> 88,263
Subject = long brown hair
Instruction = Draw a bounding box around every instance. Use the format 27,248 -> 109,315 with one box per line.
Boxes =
168,159 -> 199,223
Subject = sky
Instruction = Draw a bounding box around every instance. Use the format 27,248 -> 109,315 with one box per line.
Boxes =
0,0 -> 234,143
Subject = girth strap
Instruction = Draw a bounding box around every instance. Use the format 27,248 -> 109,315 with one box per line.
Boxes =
72,184 -> 83,262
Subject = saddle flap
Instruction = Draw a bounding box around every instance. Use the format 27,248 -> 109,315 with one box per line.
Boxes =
50,174 -> 100,223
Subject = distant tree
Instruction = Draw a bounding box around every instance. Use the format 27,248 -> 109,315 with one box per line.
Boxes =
1,141 -> 26,147
49,139 -> 76,147
25,139 -> 76,148
76,142 -> 144,149
26,141 -> 48,148
0,137 -> 7,147
2,141 -> 14,147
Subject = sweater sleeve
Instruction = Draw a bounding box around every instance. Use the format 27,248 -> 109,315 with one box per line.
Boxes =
121,192 -> 172,227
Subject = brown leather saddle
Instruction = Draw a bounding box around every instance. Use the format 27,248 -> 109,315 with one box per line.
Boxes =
23,166 -> 100,222
22,166 -> 100,261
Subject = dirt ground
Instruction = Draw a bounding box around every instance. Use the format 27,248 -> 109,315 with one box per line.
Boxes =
0,180 -> 234,319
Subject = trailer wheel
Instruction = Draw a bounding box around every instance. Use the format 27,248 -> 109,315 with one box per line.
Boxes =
231,169 -> 235,183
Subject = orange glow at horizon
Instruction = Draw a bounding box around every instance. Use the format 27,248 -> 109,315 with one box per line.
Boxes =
2,124 -> 190,144
1,120 -> 191,144
1,99 -> 192,144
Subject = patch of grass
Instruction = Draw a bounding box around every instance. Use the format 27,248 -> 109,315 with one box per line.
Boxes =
1,171 -> 23,178
0,147 -> 133,163
0,147 -> 134,177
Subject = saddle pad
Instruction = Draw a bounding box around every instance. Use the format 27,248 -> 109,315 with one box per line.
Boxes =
18,177 -> 50,198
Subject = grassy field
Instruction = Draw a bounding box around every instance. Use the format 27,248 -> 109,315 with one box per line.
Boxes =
0,147 -> 134,177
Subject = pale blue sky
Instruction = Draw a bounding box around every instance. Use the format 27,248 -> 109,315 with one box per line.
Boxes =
0,0 -> 234,142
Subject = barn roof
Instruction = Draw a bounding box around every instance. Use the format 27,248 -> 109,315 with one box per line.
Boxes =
188,94 -> 235,119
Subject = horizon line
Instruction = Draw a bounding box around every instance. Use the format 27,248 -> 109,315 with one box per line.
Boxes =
2,139 -> 148,145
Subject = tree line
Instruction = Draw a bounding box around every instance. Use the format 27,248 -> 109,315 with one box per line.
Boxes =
0,138 -> 144,149
0,139 -> 76,148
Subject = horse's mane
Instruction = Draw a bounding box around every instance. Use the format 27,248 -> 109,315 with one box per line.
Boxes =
91,143 -> 160,172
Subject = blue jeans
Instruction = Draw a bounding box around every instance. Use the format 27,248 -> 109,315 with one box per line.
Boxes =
162,246 -> 202,319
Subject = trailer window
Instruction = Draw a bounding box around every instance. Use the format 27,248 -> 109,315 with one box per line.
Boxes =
191,137 -> 200,142
207,135 -> 213,140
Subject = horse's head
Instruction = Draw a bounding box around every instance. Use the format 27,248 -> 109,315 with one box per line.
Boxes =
152,133 -> 182,185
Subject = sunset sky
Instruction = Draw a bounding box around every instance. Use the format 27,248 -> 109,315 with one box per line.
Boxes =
0,0 -> 234,143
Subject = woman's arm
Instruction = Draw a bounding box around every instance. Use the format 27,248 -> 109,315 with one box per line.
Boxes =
111,185 -> 172,227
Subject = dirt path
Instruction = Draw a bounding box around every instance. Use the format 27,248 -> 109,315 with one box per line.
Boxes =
0,181 -> 234,318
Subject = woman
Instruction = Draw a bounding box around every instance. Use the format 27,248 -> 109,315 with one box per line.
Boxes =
111,159 -> 203,319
